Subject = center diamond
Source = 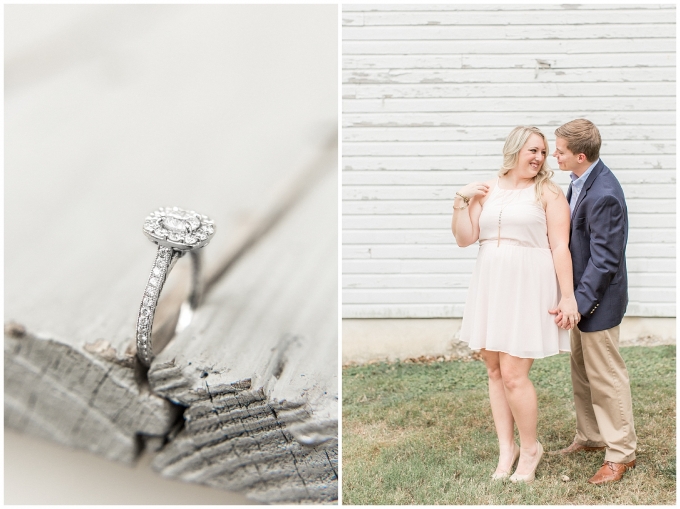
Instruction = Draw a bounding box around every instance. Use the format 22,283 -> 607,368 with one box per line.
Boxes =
161,211 -> 200,233
144,206 -> 215,251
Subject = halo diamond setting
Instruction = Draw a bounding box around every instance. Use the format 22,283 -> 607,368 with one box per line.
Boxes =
136,206 -> 216,366
143,207 -> 215,251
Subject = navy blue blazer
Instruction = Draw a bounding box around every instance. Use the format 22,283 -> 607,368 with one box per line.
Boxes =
567,159 -> 628,332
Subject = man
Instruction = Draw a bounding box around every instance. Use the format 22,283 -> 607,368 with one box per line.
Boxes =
550,119 -> 637,485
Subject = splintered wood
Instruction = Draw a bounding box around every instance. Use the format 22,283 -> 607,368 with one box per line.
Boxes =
149,169 -> 338,503
5,5 -> 337,504
5,152 -> 337,503
5,328 -> 179,463
5,149 -> 338,503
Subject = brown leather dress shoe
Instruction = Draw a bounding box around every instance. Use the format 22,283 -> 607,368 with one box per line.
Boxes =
555,442 -> 606,455
588,460 -> 636,485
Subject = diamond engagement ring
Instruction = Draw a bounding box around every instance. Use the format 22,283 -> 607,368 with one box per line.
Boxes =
136,207 -> 216,366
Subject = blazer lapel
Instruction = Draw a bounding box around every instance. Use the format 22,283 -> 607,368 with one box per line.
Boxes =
571,159 -> 604,219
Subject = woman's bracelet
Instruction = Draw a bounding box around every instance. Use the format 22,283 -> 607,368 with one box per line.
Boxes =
453,191 -> 470,210
455,192 -> 470,204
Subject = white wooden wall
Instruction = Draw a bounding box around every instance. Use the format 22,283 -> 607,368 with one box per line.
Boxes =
342,4 -> 676,319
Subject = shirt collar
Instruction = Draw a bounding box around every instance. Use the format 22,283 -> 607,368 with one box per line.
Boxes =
570,158 -> 599,187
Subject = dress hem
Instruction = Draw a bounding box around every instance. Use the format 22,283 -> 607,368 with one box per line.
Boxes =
463,343 -> 571,360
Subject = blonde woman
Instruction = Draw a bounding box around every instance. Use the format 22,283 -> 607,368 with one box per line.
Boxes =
451,126 -> 579,483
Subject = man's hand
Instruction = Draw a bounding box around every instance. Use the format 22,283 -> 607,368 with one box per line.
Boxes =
549,309 -> 572,329
549,301 -> 581,330
551,311 -> 581,329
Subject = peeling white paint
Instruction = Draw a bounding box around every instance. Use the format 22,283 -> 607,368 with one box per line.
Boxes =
342,4 -> 676,319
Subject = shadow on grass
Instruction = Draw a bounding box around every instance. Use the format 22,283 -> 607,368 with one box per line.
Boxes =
342,345 -> 676,505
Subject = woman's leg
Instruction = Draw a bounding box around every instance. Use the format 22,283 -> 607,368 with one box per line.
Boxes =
498,352 -> 539,475
480,349 -> 516,474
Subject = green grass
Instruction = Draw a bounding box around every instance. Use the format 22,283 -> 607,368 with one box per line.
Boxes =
342,345 -> 676,505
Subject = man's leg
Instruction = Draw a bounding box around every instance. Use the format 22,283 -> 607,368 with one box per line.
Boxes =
580,325 -> 637,463
570,325 -> 606,447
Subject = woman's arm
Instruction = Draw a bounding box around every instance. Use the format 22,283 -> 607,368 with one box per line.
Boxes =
544,184 -> 580,329
451,181 -> 490,247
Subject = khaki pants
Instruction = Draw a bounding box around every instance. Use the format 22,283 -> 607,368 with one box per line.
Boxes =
570,325 -> 637,464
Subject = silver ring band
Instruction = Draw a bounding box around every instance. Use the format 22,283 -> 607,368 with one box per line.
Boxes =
136,207 -> 215,366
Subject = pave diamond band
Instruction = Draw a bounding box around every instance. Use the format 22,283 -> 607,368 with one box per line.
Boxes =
136,207 -> 216,366
137,246 -> 178,366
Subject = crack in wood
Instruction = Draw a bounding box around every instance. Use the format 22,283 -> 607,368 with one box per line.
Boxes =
88,365 -> 115,407
150,366 -> 336,502
270,333 -> 302,379
289,449 -> 311,497
20,391 -> 38,431
142,157 -> 338,502
5,136 -> 338,502
324,450 -> 338,480
5,332 -> 179,463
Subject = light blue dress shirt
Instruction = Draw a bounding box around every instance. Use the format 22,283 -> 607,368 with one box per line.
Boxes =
569,159 -> 599,215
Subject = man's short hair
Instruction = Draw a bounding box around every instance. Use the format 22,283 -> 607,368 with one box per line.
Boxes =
555,119 -> 601,162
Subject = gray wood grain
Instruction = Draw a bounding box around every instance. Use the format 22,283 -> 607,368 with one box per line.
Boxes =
149,159 -> 338,504
5,325 -> 178,463
5,4 -> 337,503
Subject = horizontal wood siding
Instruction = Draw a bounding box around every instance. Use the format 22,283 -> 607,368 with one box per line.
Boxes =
342,4 -> 676,318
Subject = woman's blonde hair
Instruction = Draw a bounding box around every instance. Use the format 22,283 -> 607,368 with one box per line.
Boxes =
498,125 -> 558,202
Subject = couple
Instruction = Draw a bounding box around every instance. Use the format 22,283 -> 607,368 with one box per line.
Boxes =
451,119 -> 636,484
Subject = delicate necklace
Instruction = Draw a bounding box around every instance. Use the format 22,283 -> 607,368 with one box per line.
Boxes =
496,178 -> 531,247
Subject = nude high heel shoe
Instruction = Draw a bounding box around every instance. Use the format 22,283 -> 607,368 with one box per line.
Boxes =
510,441 -> 543,483
491,443 -> 520,480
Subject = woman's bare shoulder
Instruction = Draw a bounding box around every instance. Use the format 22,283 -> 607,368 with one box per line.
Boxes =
541,179 -> 565,200
482,177 -> 497,189
466,177 -> 496,186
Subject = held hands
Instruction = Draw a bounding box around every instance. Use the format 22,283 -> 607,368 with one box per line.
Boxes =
548,296 -> 580,330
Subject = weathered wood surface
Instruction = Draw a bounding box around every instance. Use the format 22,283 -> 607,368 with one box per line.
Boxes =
149,161 -> 338,503
5,4 -> 337,504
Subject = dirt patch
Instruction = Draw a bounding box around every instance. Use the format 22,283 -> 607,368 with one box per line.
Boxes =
344,335 -> 675,367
